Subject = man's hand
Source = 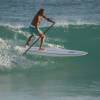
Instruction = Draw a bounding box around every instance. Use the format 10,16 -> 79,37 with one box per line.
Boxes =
47,18 -> 55,24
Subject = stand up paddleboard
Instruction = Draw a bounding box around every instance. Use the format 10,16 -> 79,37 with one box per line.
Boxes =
15,46 -> 88,57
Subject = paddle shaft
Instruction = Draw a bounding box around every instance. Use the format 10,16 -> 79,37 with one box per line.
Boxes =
23,23 -> 54,55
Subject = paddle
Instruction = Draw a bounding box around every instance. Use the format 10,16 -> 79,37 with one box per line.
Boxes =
23,23 -> 55,55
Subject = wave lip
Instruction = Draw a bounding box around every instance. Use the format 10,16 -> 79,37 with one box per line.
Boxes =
55,19 -> 100,27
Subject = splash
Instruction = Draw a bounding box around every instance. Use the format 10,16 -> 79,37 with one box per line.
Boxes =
0,38 -> 13,69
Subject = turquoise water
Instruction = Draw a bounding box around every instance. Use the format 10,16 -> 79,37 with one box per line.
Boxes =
0,0 -> 100,100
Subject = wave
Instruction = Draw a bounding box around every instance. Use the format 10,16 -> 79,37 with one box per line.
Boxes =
0,39 -> 49,73
0,22 -> 99,38
0,35 -> 58,73
0,19 -> 100,29
0,22 -> 100,73
55,19 -> 100,27
0,22 -> 100,44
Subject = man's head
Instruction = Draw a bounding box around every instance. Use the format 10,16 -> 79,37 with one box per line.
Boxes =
37,8 -> 45,16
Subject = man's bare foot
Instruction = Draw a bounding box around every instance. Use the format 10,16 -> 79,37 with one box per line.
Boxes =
39,47 -> 46,51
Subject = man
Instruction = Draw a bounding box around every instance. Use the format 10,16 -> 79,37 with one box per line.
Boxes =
26,8 -> 55,50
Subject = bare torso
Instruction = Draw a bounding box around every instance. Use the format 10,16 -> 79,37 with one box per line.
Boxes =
31,15 -> 43,27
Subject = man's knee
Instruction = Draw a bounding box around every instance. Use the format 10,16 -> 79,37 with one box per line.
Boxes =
39,34 -> 45,39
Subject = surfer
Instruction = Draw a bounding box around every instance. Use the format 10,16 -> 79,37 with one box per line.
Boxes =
25,8 -> 55,50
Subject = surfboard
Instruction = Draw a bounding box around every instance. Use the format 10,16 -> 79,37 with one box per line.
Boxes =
15,46 -> 88,57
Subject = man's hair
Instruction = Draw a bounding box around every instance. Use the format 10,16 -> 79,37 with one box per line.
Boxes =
37,8 -> 45,15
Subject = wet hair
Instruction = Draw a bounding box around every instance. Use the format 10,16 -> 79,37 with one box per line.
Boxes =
36,8 -> 44,15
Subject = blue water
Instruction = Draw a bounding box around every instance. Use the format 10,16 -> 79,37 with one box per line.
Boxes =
0,0 -> 100,100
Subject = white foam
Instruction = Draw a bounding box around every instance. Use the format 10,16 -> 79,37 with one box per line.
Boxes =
54,19 -> 99,27
0,39 -> 14,68
46,43 -> 64,48
0,22 -> 25,29
0,54 -> 12,68
0,38 -> 11,49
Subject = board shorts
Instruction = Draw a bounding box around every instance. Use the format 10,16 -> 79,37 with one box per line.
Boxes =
29,25 -> 43,36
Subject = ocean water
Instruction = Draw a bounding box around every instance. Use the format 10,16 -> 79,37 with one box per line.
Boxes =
0,0 -> 100,100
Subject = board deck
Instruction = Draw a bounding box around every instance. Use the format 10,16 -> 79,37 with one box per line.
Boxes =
15,46 -> 88,57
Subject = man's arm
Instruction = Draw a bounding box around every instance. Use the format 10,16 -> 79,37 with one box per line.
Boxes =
43,15 -> 55,24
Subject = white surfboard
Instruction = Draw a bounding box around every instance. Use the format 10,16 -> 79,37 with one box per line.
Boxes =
15,46 -> 88,57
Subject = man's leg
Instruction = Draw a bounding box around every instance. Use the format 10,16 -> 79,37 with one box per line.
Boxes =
25,35 -> 34,46
39,34 -> 46,50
